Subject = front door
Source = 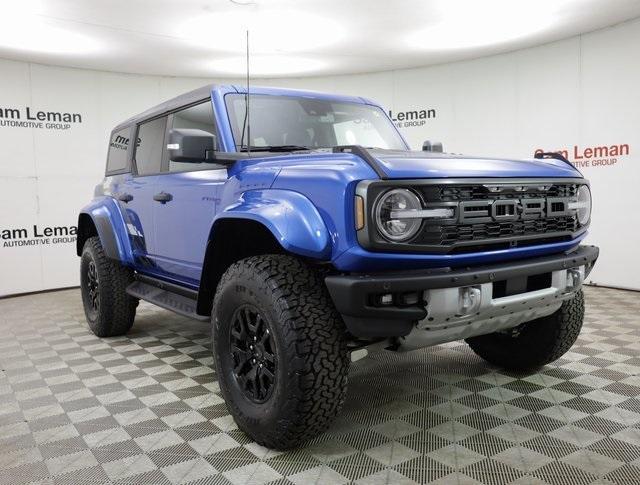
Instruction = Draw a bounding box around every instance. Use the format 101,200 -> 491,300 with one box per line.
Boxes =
152,100 -> 227,286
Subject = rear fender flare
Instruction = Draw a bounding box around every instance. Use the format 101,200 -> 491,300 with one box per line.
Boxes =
77,197 -> 134,265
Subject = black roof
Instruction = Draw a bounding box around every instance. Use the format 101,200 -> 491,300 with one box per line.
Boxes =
112,84 -> 222,132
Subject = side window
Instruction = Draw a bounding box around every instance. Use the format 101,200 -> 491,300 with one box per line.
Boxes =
135,116 -> 166,176
168,102 -> 219,172
106,127 -> 130,173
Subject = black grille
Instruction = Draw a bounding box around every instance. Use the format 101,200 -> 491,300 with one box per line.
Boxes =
420,183 -> 578,202
412,182 -> 579,252
359,179 -> 587,254
418,216 -> 578,246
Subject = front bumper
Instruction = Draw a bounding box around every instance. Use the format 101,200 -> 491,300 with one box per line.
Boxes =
325,245 -> 599,339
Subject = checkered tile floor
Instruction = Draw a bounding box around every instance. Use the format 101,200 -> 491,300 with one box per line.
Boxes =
0,286 -> 639,484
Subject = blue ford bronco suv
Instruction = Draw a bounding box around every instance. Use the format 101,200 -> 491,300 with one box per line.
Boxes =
78,84 -> 598,449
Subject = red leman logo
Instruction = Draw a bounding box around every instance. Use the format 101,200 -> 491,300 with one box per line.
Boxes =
534,143 -> 630,169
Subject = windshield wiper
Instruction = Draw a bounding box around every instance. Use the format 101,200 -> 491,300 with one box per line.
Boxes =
239,145 -> 311,152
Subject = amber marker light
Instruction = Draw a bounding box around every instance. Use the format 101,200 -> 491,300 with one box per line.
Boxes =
355,196 -> 365,230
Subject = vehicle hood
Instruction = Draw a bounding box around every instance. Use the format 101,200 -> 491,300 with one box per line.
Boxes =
370,149 -> 581,179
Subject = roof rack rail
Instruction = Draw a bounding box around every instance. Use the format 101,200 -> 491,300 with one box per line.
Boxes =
333,145 -> 388,179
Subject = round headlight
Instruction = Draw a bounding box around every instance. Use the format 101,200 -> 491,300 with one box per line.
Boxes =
575,185 -> 592,225
374,189 -> 423,242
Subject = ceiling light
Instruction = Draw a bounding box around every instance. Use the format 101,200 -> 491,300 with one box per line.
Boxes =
212,55 -> 325,77
178,10 -> 344,54
407,0 -> 558,50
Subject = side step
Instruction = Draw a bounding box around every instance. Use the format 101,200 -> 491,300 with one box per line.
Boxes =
126,280 -> 210,322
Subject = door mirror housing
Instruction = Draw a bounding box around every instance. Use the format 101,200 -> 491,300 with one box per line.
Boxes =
167,128 -> 217,163
422,140 -> 443,153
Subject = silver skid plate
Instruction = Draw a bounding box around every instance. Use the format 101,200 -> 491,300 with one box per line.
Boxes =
396,268 -> 582,351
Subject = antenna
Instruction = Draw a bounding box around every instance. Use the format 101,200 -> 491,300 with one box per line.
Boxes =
238,30 -> 251,153
246,29 -> 250,155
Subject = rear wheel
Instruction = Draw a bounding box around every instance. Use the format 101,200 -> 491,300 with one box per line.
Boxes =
213,255 -> 349,449
466,290 -> 584,370
80,236 -> 137,337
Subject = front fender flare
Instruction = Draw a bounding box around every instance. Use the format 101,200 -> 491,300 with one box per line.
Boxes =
214,189 -> 331,259
78,197 -> 135,265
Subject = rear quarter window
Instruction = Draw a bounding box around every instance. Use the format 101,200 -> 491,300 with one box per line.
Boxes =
106,127 -> 131,174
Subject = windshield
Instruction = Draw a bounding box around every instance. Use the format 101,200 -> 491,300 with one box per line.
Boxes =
225,94 -> 407,151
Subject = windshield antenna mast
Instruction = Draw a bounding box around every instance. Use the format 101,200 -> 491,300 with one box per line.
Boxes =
245,29 -> 251,155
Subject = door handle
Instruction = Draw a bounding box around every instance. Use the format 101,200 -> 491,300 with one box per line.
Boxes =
115,192 -> 133,203
153,191 -> 173,204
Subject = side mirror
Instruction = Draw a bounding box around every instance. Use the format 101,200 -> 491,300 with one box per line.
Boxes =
422,140 -> 443,153
167,128 -> 217,163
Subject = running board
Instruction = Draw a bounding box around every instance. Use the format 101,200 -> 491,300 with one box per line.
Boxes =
126,281 -> 210,322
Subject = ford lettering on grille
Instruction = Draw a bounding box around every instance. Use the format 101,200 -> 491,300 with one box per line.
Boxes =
458,197 -> 571,224
357,179 -> 588,254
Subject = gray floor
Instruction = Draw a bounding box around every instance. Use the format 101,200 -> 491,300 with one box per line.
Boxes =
0,286 -> 639,485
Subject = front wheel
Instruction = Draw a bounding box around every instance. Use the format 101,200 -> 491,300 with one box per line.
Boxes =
212,255 -> 349,450
466,290 -> 585,370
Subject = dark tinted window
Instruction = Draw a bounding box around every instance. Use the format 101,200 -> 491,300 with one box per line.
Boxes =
106,127 -> 130,173
135,117 -> 166,176
168,102 -> 219,172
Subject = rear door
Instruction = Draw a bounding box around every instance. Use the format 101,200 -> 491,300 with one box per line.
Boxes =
152,100 -> 227,285
117,115 -> 167,271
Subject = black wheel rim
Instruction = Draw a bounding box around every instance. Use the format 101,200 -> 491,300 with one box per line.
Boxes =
229,305 -> 277,403
86,260 -> 100,313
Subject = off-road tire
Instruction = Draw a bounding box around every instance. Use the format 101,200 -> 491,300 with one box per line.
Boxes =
212,254 -> 349,449
466,290 -> 584,370
80,236 -> 137,337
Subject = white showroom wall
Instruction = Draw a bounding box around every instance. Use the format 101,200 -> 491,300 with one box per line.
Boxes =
0,18 -> 638,296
